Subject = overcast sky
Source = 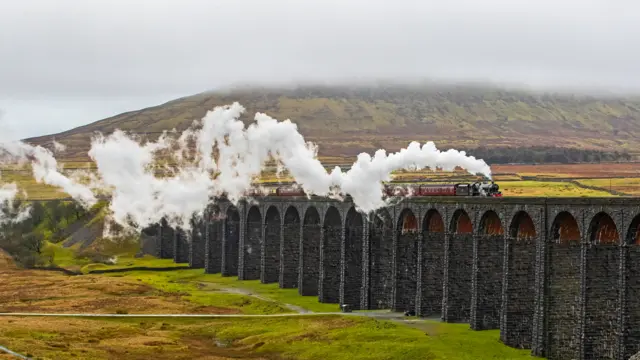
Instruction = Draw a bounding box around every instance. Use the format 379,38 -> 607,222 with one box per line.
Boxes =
1,0 -> 639,139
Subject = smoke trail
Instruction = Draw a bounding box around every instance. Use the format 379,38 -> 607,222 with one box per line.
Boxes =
0,183 -> 31,226
0,183 -> 19,224
88,130 -> 212,231
0,112 -> 94,225
52,139 -> 67,153
88,102 -> 491,232
0,140 -> 97,208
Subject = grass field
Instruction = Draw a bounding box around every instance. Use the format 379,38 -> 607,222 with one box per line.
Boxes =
0,315 -> 537,360
498,180 -> 614,197
492,162 -> 640,178
0,248 -> 538,360
577,177 -> 640,195
0,170 -> 68,200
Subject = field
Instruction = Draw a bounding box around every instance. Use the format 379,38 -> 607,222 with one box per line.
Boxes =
497,180 -> 613,197
3,161 -> 640,200
0,170 -> 68,200
577,177 -> 640,196
0,251 -> 538,360
491,162 -> 640,179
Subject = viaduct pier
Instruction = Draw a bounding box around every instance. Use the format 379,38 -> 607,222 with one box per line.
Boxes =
144,195 -> 640,360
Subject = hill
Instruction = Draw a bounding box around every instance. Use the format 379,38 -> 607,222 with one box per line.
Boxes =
24,83 -> 640,162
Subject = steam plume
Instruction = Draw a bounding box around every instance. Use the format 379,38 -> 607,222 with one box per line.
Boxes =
87,102 -> 491,232
1,102 -> 492,233
0,183 -> 19,224
0,140 -> 97,208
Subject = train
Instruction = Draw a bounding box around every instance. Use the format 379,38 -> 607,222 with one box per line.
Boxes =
383,182 -> 502,197
243,181 -> 502,198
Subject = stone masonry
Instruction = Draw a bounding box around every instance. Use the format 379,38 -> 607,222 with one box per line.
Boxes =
145,196 -> 640,360
173,227 -> 189,264
280,207 -> 300,288
188,218 -> 205,269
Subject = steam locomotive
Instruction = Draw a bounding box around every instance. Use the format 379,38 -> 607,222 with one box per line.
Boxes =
244,181 -> 502,198
383,182 -> 502,197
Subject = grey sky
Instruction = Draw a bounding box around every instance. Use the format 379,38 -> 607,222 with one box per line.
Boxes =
1,0 -> 639,139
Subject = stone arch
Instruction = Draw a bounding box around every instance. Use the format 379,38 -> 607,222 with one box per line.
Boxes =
205,205 -> 223,274
343,207 -> 364,308
418,209 -> 445,316
587,212 -> 620,245
262,206 -> 281,284
547,210 -> 582,359
423,209 -> 445,233
624,213 -> 640,358
243,206 -> 262,280
321,206 -> 342,303
395,208 -> 419,312
300,206 -> 321,296
450,209 -> 473,234
473,209 -> 505,330
369,208 -> 393,309
626,214 -> 640,245
444,208 -> 473,323
583,211 -> 622,359
478,210 -> 504,236
399,208 -> 419,234
509,211 -> 537,242
223,207 -> 240,276
281,206 -> 301,288
550,211 -> 581,245
502,210 -> 537,348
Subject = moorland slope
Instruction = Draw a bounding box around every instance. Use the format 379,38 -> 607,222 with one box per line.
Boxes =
24,84 -> 640,161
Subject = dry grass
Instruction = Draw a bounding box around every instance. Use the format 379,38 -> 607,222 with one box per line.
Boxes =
0,250 -> 16,270
0,266 -> 250,315
499,181 -> 613,197
0,171 -> 68,199
0,316 -> 270,360
0,254 -> 535,360
577,177 -> 640,195
492,162 -> 640,178
0,314 -> 537,360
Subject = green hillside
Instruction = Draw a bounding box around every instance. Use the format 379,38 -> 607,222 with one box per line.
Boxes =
24,84 -> 640,161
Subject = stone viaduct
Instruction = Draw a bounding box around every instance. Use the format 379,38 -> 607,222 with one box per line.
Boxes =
143,195 -> 640,360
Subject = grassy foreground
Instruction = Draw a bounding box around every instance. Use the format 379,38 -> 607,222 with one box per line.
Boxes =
0,249 -> 541,359
0,315 -> 536,360
104,268 -> 340,314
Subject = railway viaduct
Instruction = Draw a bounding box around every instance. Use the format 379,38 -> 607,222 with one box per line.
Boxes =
143,195 -> 640,360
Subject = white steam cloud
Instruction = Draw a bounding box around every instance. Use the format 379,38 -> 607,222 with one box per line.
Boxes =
52,139 -> 67,153
0,183 -> 31,225
0,183 -> 19,224
86,102 -> 491,232
1,102 -> 492,233
0,139 -> 97,208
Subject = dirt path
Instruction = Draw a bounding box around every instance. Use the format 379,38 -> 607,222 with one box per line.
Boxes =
215,286 -> 313,314
0,309 -> 412,319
